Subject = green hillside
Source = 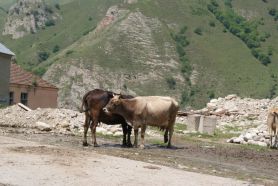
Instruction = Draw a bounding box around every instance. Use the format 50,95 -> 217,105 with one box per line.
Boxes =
1,0 -> 278,109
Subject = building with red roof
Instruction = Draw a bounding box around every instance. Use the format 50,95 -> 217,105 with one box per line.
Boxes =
1,42 -> 58,109
9,63 -> 58,109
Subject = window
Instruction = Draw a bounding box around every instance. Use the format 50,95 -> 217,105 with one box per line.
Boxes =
9,92 -> 14,105
20,93 -> 28,106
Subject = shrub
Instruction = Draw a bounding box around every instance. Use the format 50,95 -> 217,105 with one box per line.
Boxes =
38,51 -> 49,62
269,8 -> 276,16
166,77 -> 176,90
52,45 -> 60,53
209,21 -> 215,27
194,27 -> 202,35
45,19 -> 55,27
181,91 -> 190,106
33,67 -> 47,76
55,4 -> 60,10
45,6 -> 53,14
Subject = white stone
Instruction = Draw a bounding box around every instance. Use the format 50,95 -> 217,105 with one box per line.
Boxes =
36,121 -> 51,131
233,137 -> 243,144
257,141 -> 267,147
225,94 -> 237,100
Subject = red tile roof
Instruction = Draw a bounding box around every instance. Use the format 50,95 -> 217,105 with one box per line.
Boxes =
10,63 -> 58,89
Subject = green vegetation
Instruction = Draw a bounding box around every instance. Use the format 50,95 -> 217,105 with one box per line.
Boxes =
194,27 -> 203,35
208,0 -> 271,65
268,8 -> 278,21
45,19 -> 55,27
52,45 -> 60,53
171,26 -> 192,106
166,77 -> 176,90
38,51 -> 50,62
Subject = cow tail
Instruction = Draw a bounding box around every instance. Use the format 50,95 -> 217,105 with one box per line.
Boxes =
80,92 -> 90,113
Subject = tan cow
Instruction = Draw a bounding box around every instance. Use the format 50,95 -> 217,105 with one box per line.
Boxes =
104,95 -> 179,148
267,108 -> 278,148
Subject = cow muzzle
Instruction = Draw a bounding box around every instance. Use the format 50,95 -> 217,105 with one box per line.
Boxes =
103,108 -> 109,113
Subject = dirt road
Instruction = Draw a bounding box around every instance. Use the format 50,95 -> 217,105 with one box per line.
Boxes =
0,135 -> 252,186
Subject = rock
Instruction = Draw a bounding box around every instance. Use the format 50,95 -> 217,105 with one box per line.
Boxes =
225,94 -> 237,100
233,137 -> 243,144
36,121 -> 51,131
253,136 -> 261,141
247,140 -> 256,145
61,121 -> 70,128
257,141 -> 267,147
210,99 -> 218,103
223,102 -> 238,112
207,102 -> 217,110
243,133 -> 254,141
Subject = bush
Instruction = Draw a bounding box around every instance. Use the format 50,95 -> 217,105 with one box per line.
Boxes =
209,21 -> 215,27
52,45 -> 60,53
55,4 -> 60,10
33,67 -> 47,76
66,50 -> 74,56
38,51 -> 49,62
194,27 -> 202,35
269,8 -> 276,16
45,6 -> 53,14
45,19 -> 55,27
166,77 -> 176,90
181,91 -> 190,106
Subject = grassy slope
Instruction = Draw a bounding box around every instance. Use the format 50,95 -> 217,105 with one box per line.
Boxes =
1,0 -> 278,108
128,0 -> 276,107
0,0 -> 119,71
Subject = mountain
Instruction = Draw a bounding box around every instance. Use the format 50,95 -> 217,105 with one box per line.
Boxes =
1,0 -> 278,109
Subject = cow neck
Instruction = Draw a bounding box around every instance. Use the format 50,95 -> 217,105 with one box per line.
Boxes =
118,99 -> 136,121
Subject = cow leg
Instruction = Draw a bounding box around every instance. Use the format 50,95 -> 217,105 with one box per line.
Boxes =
82,113 -> 90,146
90,111 -> 99,147
134,128 -> 139,148
127,125 -> 133,147
164,129 -> 169,143
269,127 -> 273,148
274,127 -> 278,148
121,123 -> 128,147
167,126 -> 174,148
140,125 -> 147,149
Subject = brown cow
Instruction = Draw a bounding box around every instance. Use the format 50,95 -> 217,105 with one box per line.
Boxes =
103,95 -> 179,148
80,89 -> 133,147
267,108 -> 278,148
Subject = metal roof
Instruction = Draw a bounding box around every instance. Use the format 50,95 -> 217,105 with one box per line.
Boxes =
0,42 -> 15,56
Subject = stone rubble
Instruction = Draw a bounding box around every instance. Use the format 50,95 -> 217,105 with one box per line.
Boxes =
0,105 -> 159,137
177,94 -> 278,147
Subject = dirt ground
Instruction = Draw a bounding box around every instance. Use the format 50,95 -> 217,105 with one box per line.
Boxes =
0,126 -> 277,185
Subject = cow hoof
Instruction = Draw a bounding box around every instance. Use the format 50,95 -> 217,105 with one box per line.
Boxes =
83,142 -> 89,146
139,145 -> 145,149
127,143 -> 133,148
93,143 -> 100,147
167,145 -> 172,149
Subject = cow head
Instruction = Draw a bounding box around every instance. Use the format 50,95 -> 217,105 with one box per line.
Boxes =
103,95 -> 121,113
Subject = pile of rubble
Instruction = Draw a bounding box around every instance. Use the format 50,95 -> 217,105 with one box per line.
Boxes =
0,104 -> 159,137
227,124 -> 269,147
177,94 -> 278,146
178,94 -> 276,132
0,105 -> 124,136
